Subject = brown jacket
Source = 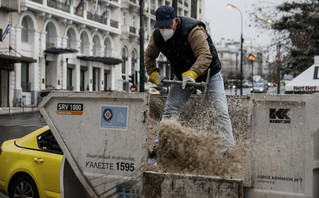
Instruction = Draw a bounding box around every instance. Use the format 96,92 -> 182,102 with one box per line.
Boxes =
145,25 -> 213,77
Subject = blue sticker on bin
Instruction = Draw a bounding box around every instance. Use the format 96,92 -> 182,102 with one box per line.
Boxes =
100,106 -> 128,129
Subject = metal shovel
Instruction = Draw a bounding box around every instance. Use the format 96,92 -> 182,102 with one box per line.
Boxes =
161,69 -> 211,99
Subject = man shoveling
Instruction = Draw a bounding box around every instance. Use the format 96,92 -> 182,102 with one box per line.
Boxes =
145,6 -> 234,164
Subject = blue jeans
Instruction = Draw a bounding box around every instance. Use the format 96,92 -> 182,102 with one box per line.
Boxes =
161,72 -> 234,152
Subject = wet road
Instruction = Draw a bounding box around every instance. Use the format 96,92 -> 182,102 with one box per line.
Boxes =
0,112 -> 46,145
0,112 -> 46,198
225,86 -> 284,95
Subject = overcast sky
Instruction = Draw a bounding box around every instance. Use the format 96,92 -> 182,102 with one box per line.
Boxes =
205,0 -> 290,46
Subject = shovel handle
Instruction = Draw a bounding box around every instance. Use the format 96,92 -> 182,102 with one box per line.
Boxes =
161,80 -> 207,88
161,68 -> 211,100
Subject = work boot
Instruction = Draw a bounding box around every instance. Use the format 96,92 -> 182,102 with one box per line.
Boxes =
148,146 -> 157,165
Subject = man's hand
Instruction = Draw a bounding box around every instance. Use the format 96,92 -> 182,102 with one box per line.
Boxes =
181,71 -> 198,89
148,71 -> 165,87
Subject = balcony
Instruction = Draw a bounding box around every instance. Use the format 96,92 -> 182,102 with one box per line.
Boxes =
87,12 -> 107,25
20,0 -> 121,35
0,0 -> 20,11
30,0 -> 42,4
184,2 -> 188,7
102,0 -> 120,8
74,7 -> 83,17
128,0 -> 138,9
110,20 -> 119,28
129,26 -> 136,34
122,0 -> 138,10
47,0 -> 70,13
122,25 -> 138,39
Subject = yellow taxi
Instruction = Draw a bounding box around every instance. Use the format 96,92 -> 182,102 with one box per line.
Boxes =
0,126 -> 62,198
145,87 -> 160,94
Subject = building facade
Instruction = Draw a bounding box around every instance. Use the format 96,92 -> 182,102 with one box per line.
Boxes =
215,38 -> 269,81
0,0 -> 207,108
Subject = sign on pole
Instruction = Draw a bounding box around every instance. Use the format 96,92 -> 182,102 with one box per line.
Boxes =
130,85 -> 138,92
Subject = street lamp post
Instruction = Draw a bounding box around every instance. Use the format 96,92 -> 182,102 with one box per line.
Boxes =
227,3 -> 243,95
276,44 -> 281,94
248,54 -> 256,88
139,0 -> 145,92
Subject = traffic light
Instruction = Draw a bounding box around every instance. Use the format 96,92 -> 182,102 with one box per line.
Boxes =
129,73 -> 136,85
275,56 -> 280,62
248,53 -> 256,62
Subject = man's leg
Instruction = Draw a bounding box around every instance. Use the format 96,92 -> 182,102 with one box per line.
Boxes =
148,77 -> 194,165
162,77 -> 194,121
205,72 -> 235,152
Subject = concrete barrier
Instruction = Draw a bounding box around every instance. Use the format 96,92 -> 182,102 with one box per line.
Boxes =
246,94 -> 319,198
143,171 -> 243,198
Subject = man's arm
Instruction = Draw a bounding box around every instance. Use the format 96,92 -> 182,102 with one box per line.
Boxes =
145,31 -> 160,76
188,26 -> 213,76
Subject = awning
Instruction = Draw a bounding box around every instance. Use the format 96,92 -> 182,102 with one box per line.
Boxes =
44,47 -> 79,54
77,56 -> 122,65
0,54 -> 37,71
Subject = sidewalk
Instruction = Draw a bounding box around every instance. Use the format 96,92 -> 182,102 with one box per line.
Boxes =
0,106 -> 39,115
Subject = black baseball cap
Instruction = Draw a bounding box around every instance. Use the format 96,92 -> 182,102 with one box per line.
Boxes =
154,6 -> 176,28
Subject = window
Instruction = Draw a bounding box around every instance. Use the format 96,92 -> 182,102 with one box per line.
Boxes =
67,67 -> 73,90
151,0 -> 156,10
133,15 -> 137,27
80,32 -> 89,55
80,68 -> 86,91
21,63 -> 30,92
132,49 -> 137,74
67,31 -> 72,48
37,130 -> 63,154
104,39 -> 108,57
21,18 -> 29,43
93,38 -> 97,56
93,68 -> 100,91
45,23 -> 57,49
80,34 -> 85,54
93,36 -> 100,56
67,28 -> 77,49
122,48 -> 128,74
123,12 -> 128,25
104,72 -> 108,91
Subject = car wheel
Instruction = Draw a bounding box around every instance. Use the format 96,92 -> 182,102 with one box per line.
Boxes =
9,175 -> 39,198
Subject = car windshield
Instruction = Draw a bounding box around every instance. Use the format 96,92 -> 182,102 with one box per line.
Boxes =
254,83 -> 264,88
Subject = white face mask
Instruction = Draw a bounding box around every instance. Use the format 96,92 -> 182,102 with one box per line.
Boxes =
159,29 -> 174,41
